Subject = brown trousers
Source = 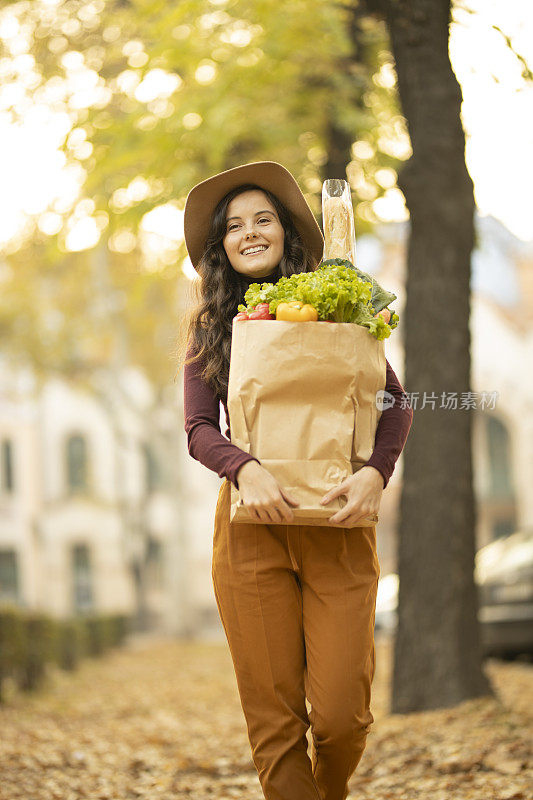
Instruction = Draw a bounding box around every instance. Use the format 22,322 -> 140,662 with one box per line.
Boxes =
212,479 -> 380,800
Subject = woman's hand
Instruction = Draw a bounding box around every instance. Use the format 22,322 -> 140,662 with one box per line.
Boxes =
236,461 -> 299,524
320,466 -> 384,527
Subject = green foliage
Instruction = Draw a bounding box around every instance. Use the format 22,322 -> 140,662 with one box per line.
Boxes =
83,613 -> 124,656
239,261 -> 399,339
0,607 -> 25,702
320,257 -> 397,312
16,612 -> 57,692
109,613 -> 131,646
0,0 -> 404,389
55,618 -> 89,671
0,606 -> 133,702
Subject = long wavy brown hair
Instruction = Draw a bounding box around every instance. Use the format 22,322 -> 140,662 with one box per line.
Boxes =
174,183 -> 319,399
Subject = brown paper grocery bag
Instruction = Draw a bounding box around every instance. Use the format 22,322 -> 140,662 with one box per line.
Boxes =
227,319 -> 386,526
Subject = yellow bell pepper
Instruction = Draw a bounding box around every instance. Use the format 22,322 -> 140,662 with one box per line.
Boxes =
276,301 -> 319,322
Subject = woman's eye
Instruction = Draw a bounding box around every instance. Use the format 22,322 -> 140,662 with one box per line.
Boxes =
226,217 -> 272,232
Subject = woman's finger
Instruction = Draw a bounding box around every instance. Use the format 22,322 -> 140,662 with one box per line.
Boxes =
247,503 -> 268,524
280,488 -> 299,507
277,503 -> 294,523
328,507 -> 353,524
283,503 -> 296,522
320,481 -> 350,505
277,490 -> 297,522
253,500 -> 283,524
329,504 -> 363,525
333,510 -> 377,527
330,517 -> 359,528
266,504 -> 283,524
245,498 -> 282,525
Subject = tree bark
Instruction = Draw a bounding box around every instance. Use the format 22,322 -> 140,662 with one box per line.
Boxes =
362,0 -> 493,710
322,6 -> 385,220
324,116 -> 354,181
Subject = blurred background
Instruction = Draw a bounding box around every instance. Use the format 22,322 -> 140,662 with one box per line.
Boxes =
0,0 -> 532,659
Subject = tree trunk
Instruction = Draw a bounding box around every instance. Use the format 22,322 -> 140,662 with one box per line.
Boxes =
364,0 -> 493,711
324,116 -> 353,181
322,6 -> 385,215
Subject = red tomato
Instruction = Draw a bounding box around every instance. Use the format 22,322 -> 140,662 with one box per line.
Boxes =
234,312 -> 249,321
248,303 -> 275,320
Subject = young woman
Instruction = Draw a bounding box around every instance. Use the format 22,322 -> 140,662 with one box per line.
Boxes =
179,161 -> 413,800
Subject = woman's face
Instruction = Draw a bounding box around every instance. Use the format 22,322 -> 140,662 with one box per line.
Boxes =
223,189 -> 285,279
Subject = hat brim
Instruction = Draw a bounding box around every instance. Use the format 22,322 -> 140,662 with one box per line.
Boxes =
183,161 -> 324,270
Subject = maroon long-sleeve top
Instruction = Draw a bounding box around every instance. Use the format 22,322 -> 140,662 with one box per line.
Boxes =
183,271 -> 413,490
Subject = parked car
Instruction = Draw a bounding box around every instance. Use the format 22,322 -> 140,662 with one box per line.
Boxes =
375,572 -> 398,633
375,530 -> 533,658
475,529 -> 533,658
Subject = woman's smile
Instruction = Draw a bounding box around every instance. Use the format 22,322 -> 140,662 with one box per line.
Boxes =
241,245 -> 269,256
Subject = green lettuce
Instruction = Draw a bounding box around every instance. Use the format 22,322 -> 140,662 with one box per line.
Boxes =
238,261 -> 399,340
320,258 -> 397,313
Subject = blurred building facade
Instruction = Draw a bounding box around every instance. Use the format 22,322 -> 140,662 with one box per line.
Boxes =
0,365 -> 191,635
0,214 -> 531,635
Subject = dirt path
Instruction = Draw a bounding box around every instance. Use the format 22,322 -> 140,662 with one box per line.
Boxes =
0,635 -> 530,799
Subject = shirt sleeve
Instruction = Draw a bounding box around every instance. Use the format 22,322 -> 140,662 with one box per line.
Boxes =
364,358 -> 414,489
183,344 -> 261,489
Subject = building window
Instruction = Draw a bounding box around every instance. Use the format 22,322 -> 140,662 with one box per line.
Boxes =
146,536 -> 163,590
66,434 -> 88,492
0,549 -> 19,603
1,439 -> 14,492
492,519 -> 516,540
142,443 -> 163,494
478,414 -> 516,543
72,544 -> 93,614
487,415 -> 513,499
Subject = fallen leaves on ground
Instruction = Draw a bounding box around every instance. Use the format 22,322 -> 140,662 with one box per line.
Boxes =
351,637 -> 532,800
0,633 -> 531,800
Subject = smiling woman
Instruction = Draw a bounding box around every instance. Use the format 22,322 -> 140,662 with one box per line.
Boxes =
179,172 -> 318,400
175,161 -> 413,800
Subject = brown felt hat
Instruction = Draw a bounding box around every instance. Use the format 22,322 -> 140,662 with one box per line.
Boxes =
183,161 -> 324,270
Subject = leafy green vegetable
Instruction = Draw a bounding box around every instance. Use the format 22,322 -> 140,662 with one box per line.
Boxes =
320,258 -> 397,313
238,261 -> 399,340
